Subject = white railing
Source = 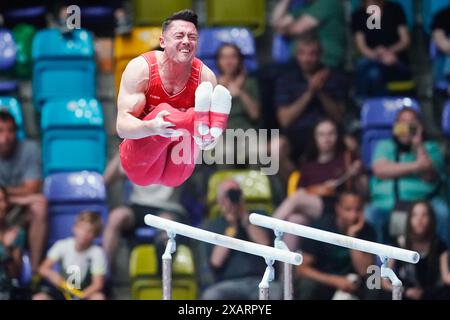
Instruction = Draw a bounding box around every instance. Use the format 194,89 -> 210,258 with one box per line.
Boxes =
144,214 -> 302,300
249,213 -> 420,300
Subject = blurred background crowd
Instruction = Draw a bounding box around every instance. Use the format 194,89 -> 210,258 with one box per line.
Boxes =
0,0 -> 450,300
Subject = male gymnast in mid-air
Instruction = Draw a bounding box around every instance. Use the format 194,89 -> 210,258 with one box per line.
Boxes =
117,9 -> 232,187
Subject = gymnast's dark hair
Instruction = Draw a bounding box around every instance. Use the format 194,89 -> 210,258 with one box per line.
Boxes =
162,9 -> 198,31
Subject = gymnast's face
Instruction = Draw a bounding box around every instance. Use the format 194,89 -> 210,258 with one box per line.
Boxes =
336,194 -> 364,229
160,20 -> 198,64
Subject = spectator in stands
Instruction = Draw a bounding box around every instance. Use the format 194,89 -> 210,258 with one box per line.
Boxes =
382,202 -> 450,300
271,0 -> 346,69
0,186 -> 26,300
102,153 -> 187,267
0,111 -> 47,276
216,43 -> 261,132
351,0 -> 412,99
271,36 -> 347,183
201,179 -> 281,299
366,108 -> 449,246
296,190 -> 377,300
273,119 -> 363,251
431,6 -> 450,81
33,211 -> 107,300
213,43 -> 262,166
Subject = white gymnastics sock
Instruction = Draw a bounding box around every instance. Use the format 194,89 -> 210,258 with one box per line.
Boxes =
210,84 -> 232,138
194,81 -> 213,136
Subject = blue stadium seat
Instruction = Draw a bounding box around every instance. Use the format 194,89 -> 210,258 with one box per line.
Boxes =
0,28 -> 18,94
44,171 -> 108,246
442,100 -> 450,137
0,97 -> 25,139
81,6 -> 114,25
422,0 -> 450,34
0,29 -> 17,70
41,98 -> 106,176
3,5 -> 47,27
32,29 -> 95,111
430,40 -> 450,92
197,27 -> 257,75
134,227 -> 157,242
19,251 -> 32,287
361,97 -> 420,168
272,35 -> 292,64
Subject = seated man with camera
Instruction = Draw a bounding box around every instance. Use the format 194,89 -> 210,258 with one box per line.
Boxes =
366,107 -> 448,246
200,179 -> 282,300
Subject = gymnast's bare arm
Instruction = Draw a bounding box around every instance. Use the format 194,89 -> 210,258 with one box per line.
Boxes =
116,57 -> 178,139
200,63 -> 218,86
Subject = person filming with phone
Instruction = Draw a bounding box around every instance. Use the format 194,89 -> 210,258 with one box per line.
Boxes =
200,179 -> 282,300
366,107 -> 449,246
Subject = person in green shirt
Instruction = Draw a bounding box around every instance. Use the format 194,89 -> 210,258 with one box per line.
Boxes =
366,108 -> 448,246
271,0 -> 346,68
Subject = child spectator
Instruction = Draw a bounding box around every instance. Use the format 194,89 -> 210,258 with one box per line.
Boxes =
33,211 -> 107,300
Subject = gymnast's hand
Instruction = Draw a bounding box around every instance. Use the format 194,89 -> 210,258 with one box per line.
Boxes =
332,275 -> 359,293
146,110 -> 182,138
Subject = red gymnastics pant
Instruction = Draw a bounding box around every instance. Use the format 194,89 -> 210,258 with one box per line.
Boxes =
119,103 -> 199,187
